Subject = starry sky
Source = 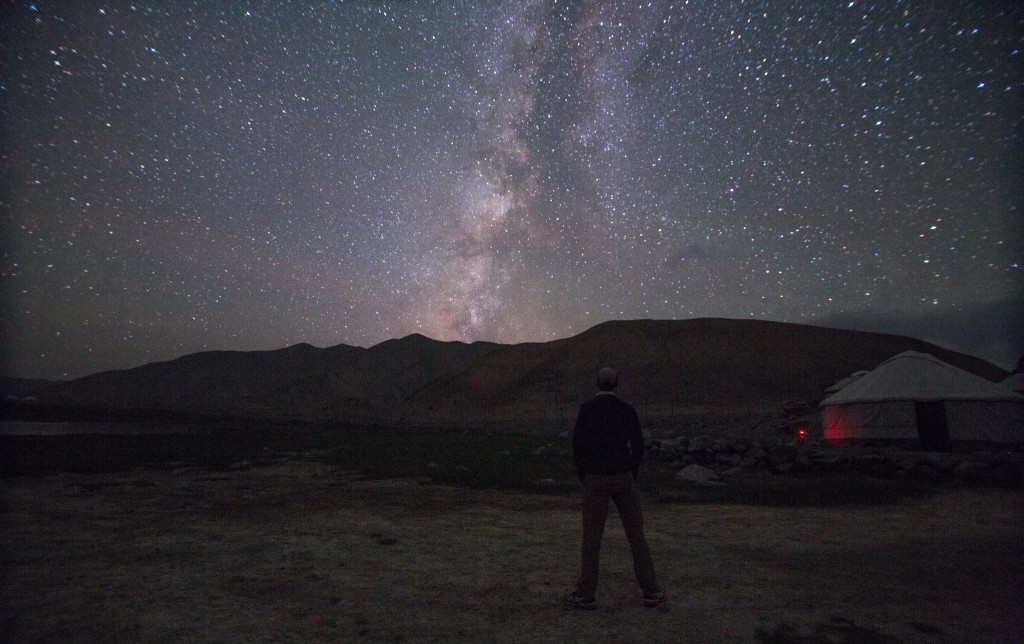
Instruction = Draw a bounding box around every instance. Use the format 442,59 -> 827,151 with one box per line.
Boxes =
3,0 -> 1022,380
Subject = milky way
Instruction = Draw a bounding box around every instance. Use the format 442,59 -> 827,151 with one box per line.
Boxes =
3,1 -> 1022,378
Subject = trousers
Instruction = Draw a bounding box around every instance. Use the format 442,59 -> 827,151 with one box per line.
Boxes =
575,471 -> 659,599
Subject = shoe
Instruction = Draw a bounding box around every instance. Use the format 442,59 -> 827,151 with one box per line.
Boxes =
563,591 -> 597,610
643,591 -> 666,608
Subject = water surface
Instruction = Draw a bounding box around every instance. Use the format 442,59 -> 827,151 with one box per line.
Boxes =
1,421 -> 214,436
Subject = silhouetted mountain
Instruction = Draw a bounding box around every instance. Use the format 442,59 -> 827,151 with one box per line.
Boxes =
401,318 -> 1008,430
2,319 -> 1009,432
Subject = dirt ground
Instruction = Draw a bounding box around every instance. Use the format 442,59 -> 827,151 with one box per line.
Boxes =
2,461 -> 1022,643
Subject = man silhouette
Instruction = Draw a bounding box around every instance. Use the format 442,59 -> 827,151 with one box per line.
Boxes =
565,367 -> 664,609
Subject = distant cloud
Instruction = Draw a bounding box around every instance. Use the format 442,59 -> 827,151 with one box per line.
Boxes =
813,295 -> 1024,371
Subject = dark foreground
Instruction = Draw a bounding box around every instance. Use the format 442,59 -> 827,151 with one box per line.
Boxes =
2,459 -> 1022,643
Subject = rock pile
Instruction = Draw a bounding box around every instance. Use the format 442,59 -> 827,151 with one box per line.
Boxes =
645,435 -> 1024,484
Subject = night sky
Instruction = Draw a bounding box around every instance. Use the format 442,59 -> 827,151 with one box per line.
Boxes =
3,1 -> 1022,380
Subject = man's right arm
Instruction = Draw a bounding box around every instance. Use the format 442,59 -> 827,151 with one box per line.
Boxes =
572,404 -> 588,481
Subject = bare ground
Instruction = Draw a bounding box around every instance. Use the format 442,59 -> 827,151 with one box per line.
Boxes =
2,462 -> 1022,643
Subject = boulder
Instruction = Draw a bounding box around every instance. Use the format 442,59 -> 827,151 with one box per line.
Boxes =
887,451 -> 923,472
687,435 -> 715,453
852,451 -> 887,471
739,456 -> 761,469
810,454 -> 848,471
675,464 -> 722,485
745,443 -> 768,461
760,436 -> 783,452
670,435 -> 691,451
715,452 -> 742,467
774,462 -> 794,474
768,444 -> 798,466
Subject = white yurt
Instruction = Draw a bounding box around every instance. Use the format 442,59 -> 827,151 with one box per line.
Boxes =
820,351 -> 1024,448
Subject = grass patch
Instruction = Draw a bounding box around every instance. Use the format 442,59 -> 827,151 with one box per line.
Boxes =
2,424 -> 946,505
312,426 -> 576,491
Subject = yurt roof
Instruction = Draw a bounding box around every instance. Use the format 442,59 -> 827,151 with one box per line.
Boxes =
820,351 -> 1024,406
825,370 -> 869,394
1000,372 -> 1024,394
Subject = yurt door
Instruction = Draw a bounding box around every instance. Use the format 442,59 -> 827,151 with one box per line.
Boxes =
914,401 -> 949,451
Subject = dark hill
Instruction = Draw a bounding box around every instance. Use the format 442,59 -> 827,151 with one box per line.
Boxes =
2,319 -> 1009,433
23,335 -> 499,421
401,318 -> 1008,431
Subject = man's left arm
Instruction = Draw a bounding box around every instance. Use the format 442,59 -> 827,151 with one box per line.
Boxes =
627,405 -> 644,478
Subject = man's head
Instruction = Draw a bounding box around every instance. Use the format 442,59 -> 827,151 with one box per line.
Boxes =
597,367 -> 618,391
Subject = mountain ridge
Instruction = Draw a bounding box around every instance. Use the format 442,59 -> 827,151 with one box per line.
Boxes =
2,318 -> 1011,432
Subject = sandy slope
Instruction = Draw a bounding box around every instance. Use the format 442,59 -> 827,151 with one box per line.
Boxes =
2,462 -> 1022,643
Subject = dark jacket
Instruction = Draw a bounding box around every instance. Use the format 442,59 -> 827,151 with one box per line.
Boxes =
572,392 -> 644,480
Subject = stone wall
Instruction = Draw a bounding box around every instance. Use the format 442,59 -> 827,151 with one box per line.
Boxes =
645,435 -> 1024,484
